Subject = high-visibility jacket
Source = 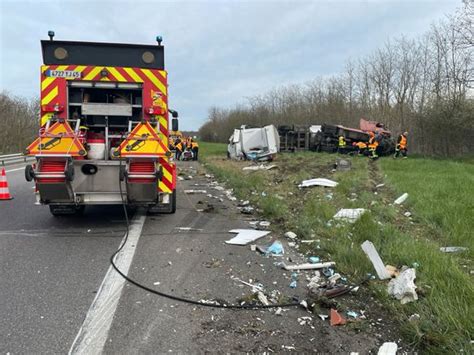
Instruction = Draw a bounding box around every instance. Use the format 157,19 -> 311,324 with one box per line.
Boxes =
338,136 -> 346,147
398,134 -> 407,149
175,142 -> 183,151
368,135 -> 378,149
191,142 -> 199,149
355,142 -> 367,149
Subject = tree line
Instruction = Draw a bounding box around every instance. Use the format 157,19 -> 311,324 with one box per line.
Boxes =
0,92 -> 39,154
199,1 -> 473,156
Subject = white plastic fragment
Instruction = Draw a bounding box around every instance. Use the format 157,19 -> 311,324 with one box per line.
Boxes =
387,268 -> 418,304
257,291 -> 269,306
176,227 -> 203,231
298,178 -> 338,188
394,193 -> 408,205
226,229 -> 270,245
184,189 -> 207,194
333,208 -> 366,223
284,231 -> 297,239
361,240 -> 391,280
242,164 -> 277,171
281,262 -> 335,271
440,246 -> 468,253
377,342 -> 398,355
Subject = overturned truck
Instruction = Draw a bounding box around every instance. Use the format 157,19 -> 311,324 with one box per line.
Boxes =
278,118 -> 395,156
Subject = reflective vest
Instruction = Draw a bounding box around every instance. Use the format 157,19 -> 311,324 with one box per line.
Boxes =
338,136 -> 346,147
191,142 -> 199,149
399,135 -> 407,149
368,135 -> 378,149
356,142 -> 367,149
175,142 -> 183,151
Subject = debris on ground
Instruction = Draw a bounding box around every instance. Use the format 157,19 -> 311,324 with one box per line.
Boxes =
333,208 -> 366,223
297,316 -> 313,326
281,261 -> 335,271
361,240 -> 392,280
257,291 -> 269,306
330,308 -> 347,326
408,313 -> 420,322
284,231 -> 297,239
240,206 -> 255,214
184,189 -> 207,194
394,192 -> 408,205
403,211 -> 412,217
263,240 -> 284,256
308,256 -> 320,264
346,310 -> 359,318
298,178 -> 338,188
439,246 -> 468,253
387,267 -> 418,304
375,183 -> 385,188
226,229 -> 271,245
385,265 -> 400,278
377,342 -> 398,355
335,158 -> 351,171
242,164 -> 277,171
289,272 -> 298,288
176,227 -> 203,231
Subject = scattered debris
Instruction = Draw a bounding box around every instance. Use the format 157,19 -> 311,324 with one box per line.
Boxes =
242,164 -> 277,171
377,342 -> 398,355
335,158 -> 351,171
387,267 -> 418,304
330,309 -> 347,326
361,240 -> 392,280
403,211 -> 412,217
318,314 -> 329,321
238,200 -> 250,207
240,206 -> 255,214
346,311 -> 359,318
408,313 -> 420,322
176,227 -> 203,231
333,208 -> 366,223
281,261 -> 335,271
250,244 -> 257,251
284,231 -> 297,239
298,178 -> 338,188
257,291 -> 270,306
440,246 -> 468,253
264,241 -> 284,256
394,192 -> 408,205
307,273 -> 321,293
375,183 -> 385,188
259,221 -> 271,229
289,272 -> 298,288
184,189 -> 207,194
297,316 -> 312,325
385,265 -> 400,278
226,229 -> 270,245
308,256 -> 320,264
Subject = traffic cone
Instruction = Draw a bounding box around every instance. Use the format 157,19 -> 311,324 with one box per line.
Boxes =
0,167 -> 13,200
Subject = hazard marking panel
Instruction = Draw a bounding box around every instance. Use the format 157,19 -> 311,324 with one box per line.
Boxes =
26,120 -> 86,156
117,121 -> 169,157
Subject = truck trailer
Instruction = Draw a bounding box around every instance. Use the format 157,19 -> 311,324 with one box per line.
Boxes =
24,32 -> 178,215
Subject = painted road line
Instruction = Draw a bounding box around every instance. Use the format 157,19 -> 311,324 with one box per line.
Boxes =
68,211 -> 146,355
5,167 -> 26,173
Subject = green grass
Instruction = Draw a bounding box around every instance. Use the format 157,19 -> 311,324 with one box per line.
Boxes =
199,144 -> 474,353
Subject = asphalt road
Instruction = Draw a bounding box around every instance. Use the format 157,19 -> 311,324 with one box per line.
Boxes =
0,161 -> 381,354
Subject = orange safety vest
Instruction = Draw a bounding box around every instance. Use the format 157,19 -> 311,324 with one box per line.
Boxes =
356,142 -> 367,149
175,142 -> 183,151
191,142 -> 199,149
399,135 -> 407,149
368,135 -> 378,149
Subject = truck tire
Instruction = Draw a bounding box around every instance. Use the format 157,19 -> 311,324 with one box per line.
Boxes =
25,165 -> 35,182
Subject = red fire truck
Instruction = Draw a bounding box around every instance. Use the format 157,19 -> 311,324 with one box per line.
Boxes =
25,32 -> 178,215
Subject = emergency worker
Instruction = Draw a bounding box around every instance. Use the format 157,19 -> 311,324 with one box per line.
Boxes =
368,131 -> 379,159
191,139 -> 199,161
394,131 -> 408,159
174,137 -> 183,160
352,141 -> 367,155
338,135 -> 346,153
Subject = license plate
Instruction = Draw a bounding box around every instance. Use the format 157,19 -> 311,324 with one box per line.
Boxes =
46,70 -> 82,79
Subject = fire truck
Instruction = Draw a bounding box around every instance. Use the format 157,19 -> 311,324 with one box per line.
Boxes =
24,32 -> 178,215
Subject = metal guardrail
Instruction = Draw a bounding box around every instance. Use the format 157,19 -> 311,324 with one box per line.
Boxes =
0,153 -> 35,167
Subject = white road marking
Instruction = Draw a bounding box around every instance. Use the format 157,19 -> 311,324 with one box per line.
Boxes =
5,167 -> 25,173
68,211 -> 147,355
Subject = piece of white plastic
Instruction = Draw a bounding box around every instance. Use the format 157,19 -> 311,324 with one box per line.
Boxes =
226,229 -> 270,245
377,342 -> 398,355
440,246 -> 468,253
333,208 -> 366,223
387,268 -> 418,304
394,193 -> 408,205
281,262 -> 335,271
298,178 -> 338,188
361,240 -> 391,280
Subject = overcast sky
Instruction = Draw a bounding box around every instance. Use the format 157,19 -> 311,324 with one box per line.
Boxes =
0,0 -> 460,130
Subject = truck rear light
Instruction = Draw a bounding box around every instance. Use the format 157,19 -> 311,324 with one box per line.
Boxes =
147,107 -> 165,115
42,104 -> 64,112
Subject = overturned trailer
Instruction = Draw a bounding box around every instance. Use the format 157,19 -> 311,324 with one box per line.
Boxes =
227,125 -> 280,161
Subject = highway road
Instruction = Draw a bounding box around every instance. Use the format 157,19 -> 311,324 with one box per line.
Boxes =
0,161 -> 380,354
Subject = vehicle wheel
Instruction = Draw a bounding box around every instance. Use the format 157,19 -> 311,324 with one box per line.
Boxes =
25,165 -> 35,182
147,189 -> 176,214
49,205 -> 84,216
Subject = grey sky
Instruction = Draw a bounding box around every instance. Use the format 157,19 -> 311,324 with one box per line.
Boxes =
0,0 -> 460,130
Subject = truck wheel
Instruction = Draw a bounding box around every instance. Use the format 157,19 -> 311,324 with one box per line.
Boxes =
147,189 -> 176,214
25,165 -> 35,182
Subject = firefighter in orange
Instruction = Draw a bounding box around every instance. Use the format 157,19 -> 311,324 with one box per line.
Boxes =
368,131 -> 379,159
352,141 -> 367,155
190,139 -> 199,161
394,131 -> 408,159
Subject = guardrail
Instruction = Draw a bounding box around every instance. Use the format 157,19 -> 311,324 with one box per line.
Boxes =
0,153 -> 34,167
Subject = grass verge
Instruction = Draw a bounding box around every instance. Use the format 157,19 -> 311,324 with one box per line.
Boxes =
200,142 -> 474,353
